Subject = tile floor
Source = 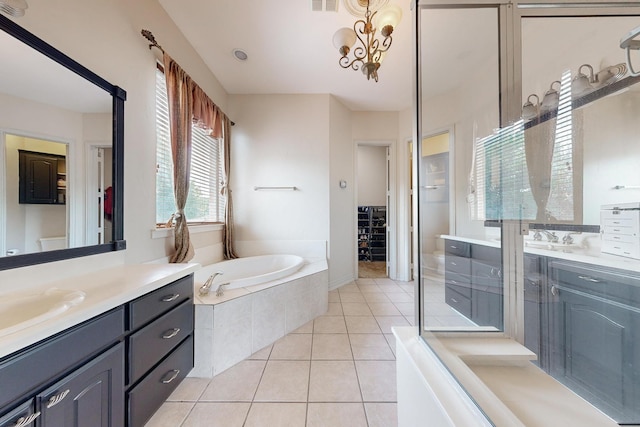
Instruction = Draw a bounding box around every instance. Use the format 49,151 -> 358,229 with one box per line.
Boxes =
144,277 -> 415,427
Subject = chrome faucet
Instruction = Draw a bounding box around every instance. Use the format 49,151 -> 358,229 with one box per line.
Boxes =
562,231 -> 581,245
199,271 -> 224,296
215,283 -> 229,297
540,230 -> 559,243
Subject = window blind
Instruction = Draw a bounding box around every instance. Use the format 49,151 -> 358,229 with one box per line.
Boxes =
155,68 -> 224,224
471,70 -> 577,223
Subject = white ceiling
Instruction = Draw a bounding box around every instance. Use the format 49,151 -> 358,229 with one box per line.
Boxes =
158,0 -> 414,112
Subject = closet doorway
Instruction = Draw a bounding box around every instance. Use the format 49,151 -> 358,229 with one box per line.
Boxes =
356,144 -> 390,278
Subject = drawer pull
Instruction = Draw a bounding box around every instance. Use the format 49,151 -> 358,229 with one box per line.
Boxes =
578,275 -> 601,283
450,298 -> 458,303
161,293 -> 180,302
450,245 -> 457,249
450,261 -> 457,266
47,389 -> 70,408
161,369 -> 181,384
162,328 -> 181,339
13,412 -> 41,427
450,280 -> 458,285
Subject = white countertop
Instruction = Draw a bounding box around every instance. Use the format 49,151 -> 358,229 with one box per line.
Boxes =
0,263 -> 200,359
441,234 -> 640,274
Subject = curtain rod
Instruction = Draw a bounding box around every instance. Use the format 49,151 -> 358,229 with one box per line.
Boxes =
141,29 -> 235,126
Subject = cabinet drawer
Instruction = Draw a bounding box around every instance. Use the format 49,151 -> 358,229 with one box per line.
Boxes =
127,335 -> 193,427
0,307 -> 124,410
128,301 -> 193,385
130,275 -> 193,331
445,285 -> 471,318
602,224 -> 638,237
444,240 -> 470,258
445,256 -> 471,276
0,400 -> 37,427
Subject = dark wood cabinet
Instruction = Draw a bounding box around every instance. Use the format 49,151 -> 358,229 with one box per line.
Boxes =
548,260 -> 640,424
444,239 -> 503,329
0,274 -> 195,427
37,344 -> 124,427
18,150 -> 66,205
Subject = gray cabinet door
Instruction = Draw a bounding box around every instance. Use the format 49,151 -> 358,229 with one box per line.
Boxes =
549,261 -> 640,424
37,344 -> 124,427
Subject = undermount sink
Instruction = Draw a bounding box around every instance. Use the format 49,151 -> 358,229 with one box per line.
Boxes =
0,288 -> 86,338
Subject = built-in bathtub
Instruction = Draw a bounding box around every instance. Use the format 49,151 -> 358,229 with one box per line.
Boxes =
194,254 -> 305,293
190,255 -> 328,377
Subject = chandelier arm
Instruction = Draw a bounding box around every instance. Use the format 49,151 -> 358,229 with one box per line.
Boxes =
351,19 -> 369,61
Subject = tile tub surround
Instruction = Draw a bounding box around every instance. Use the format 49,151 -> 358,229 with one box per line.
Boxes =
191,259 -> 329,377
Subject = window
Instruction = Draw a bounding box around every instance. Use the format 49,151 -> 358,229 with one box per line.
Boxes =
155,67 -> 225,224
471,71 -> 579,224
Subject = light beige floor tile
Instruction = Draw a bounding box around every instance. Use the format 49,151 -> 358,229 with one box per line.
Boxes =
365,402 -> 398,427
384,333 -> 397,356
355,278 -> 377,285
270,334 -> 312,360
375,316 -> 410,334
345,316 -> 382,334
167,377 -> 210,401
349,334 -> 395,360
328,290 -> 341,302
341,302 -> 372,316
394,302 -> 415,316
339,292 -> 366,303
386,292 -> 414,303
312,334 -> 353,360
357,283 -> 383,293
307,403 -> 368,427
244,402 -> 307,427
355,361 -> 397,402
254,361 -> 310,402
308,361 -> 362,402
368,302 -> 402,316
314,316 -> 347,333
249,344 -> 273,360
200,360 -> 266,401
362,292 -> 390,303
182,402 -> 250,427
291,320 -> 314,334
325,302 -> 344,316
144,402 -> 194,427
338,283 -> 361,293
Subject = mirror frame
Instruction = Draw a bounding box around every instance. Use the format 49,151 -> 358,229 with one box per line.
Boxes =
0,14 -> 126,270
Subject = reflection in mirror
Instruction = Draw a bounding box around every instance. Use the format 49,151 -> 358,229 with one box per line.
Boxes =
521,16 -> 640,227
0,21 -> 114,258
0,14 -> 125,270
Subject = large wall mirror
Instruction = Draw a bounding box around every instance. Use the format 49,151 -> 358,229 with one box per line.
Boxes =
0,14 -> 125,270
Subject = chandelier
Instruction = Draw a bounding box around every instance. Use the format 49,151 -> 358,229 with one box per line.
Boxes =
332,0 -> 402,82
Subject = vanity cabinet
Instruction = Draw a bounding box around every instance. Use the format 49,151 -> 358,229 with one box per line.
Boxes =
444,239 -> 503,329
548,260 -> 640,424
0,307 -> 124,427
125,275 -> 194,427
0,274 -> 195,427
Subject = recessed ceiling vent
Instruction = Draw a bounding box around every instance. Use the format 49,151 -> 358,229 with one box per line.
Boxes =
312,0 -> 338,12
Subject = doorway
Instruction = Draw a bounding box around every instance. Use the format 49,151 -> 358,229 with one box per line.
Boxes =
356,144 -> 390,278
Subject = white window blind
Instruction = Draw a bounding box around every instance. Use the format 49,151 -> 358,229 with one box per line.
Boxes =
155,68 -> 225,224
471,70 -> 578,223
